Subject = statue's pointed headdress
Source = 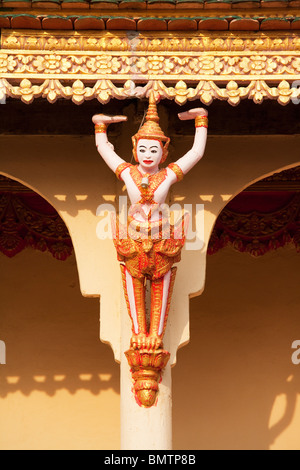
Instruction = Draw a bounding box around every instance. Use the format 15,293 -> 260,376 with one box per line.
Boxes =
132,91 -> 170,163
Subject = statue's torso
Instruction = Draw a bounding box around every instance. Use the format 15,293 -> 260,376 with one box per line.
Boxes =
122,165 -> 172,222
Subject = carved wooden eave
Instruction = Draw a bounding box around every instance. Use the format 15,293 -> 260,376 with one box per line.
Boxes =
0,5 -> 300,106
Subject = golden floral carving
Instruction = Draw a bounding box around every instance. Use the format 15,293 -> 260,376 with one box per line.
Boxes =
86,55 -> 123,74
135,55 -> 176,75
6,79 -> 43,104
291,57 -> 300,72
3,31 -> 300,54
1,51 -> 300,79
0,53 -> 17,73
41,80 -> 63,104
173,81 -> 195,105
239,56 -> 278,75
277,81 -> 295,106
1,78 -> 300,107
1,31 -> 300,106
222,81 -> 249,106
33,55 -> 73,74
199,56 -> 224,75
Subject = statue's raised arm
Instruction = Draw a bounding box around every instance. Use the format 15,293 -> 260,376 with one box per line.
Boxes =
174,108 -> 208,175
92,113 -> 128,173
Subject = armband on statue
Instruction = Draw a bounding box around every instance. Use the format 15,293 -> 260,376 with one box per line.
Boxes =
168,163 -> 184,182
95,123 -> 108,134
195,115 -> 208,129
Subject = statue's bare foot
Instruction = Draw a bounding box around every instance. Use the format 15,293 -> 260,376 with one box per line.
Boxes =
131,333 -> 147,350
146,335 -> 163,351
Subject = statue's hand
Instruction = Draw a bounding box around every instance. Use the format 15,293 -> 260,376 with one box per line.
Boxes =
92,114 -> 128,125
178,108 -> 208,120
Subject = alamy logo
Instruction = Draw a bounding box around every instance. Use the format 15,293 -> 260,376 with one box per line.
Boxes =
0,80 -> 6,105
291,340 -> 300,365
0,340 -> 6,364
291,80 -> 300,105
96,197 -> 205,251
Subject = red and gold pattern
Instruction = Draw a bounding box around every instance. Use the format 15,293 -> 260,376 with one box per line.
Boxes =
195,115 -> 208,129
129,165 -> 168,204
0,189 -> 72,261
115,162 -> 132,181
120,264 -> 147,347
94,123 -> 108,134
113,210 -> 186,281
125,348 -> 170,408
149,267 -> 177,348
115,162 -> 184,196
168,163 -> 184,183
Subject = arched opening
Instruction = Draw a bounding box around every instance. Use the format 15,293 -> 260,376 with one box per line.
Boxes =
173,166 -> 300,450
208,166 -> 300,257
0,174 -> 73,260
0,175 -> 120,450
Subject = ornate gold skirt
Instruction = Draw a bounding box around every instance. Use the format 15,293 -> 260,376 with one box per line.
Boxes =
112,210 -> 187,280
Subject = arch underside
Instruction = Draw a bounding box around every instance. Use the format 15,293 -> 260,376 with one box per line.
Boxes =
0,175 -> 72,260
209,167 -> 300,257
0,167 -> 299,260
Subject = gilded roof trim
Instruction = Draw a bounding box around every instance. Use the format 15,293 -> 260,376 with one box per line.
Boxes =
0,30 -> 300,106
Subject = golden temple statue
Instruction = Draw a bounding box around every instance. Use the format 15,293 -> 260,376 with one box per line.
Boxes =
93,92 -> 208,407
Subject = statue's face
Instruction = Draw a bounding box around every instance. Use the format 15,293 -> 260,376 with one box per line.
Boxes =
136,139 -> 163,171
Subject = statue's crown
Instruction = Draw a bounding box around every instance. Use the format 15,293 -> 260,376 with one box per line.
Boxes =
132,91 -> 170,163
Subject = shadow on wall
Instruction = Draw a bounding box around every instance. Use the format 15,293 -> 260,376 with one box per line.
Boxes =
173,246 -> 300,450
0,249 -> 120,398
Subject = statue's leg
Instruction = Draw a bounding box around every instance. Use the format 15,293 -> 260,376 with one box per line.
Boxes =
120,264 -> 147,350
148,267 -> 177,350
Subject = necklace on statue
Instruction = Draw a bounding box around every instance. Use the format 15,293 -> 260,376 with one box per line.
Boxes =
131,166 -> 167,204
141,175 -> 149,189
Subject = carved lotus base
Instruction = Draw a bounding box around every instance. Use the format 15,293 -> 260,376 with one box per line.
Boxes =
125,348 -> 170,408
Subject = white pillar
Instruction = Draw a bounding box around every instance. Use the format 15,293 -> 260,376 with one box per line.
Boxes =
120,358 -> 172,450
120,292 -> 172,450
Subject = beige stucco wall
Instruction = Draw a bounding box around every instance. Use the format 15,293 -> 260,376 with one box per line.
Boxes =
0,244 -> 299,450
173,246 -> 300,450
0,250 -> 120,450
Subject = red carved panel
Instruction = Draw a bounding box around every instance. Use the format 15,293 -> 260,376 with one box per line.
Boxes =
0,192 -> 72,260
209,192 -> 300,257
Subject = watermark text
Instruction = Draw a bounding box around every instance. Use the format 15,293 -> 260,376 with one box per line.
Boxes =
291,340 -> 300,365
0,340 -> 6,364
0,80 -> 6,105
292,80 -> 300,105
96,197 -> 205,251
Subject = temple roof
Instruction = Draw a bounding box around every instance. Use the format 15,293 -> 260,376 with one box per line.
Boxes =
0,0 -> 298,7
0,0 -> 299,31
0,13 -> 299,32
